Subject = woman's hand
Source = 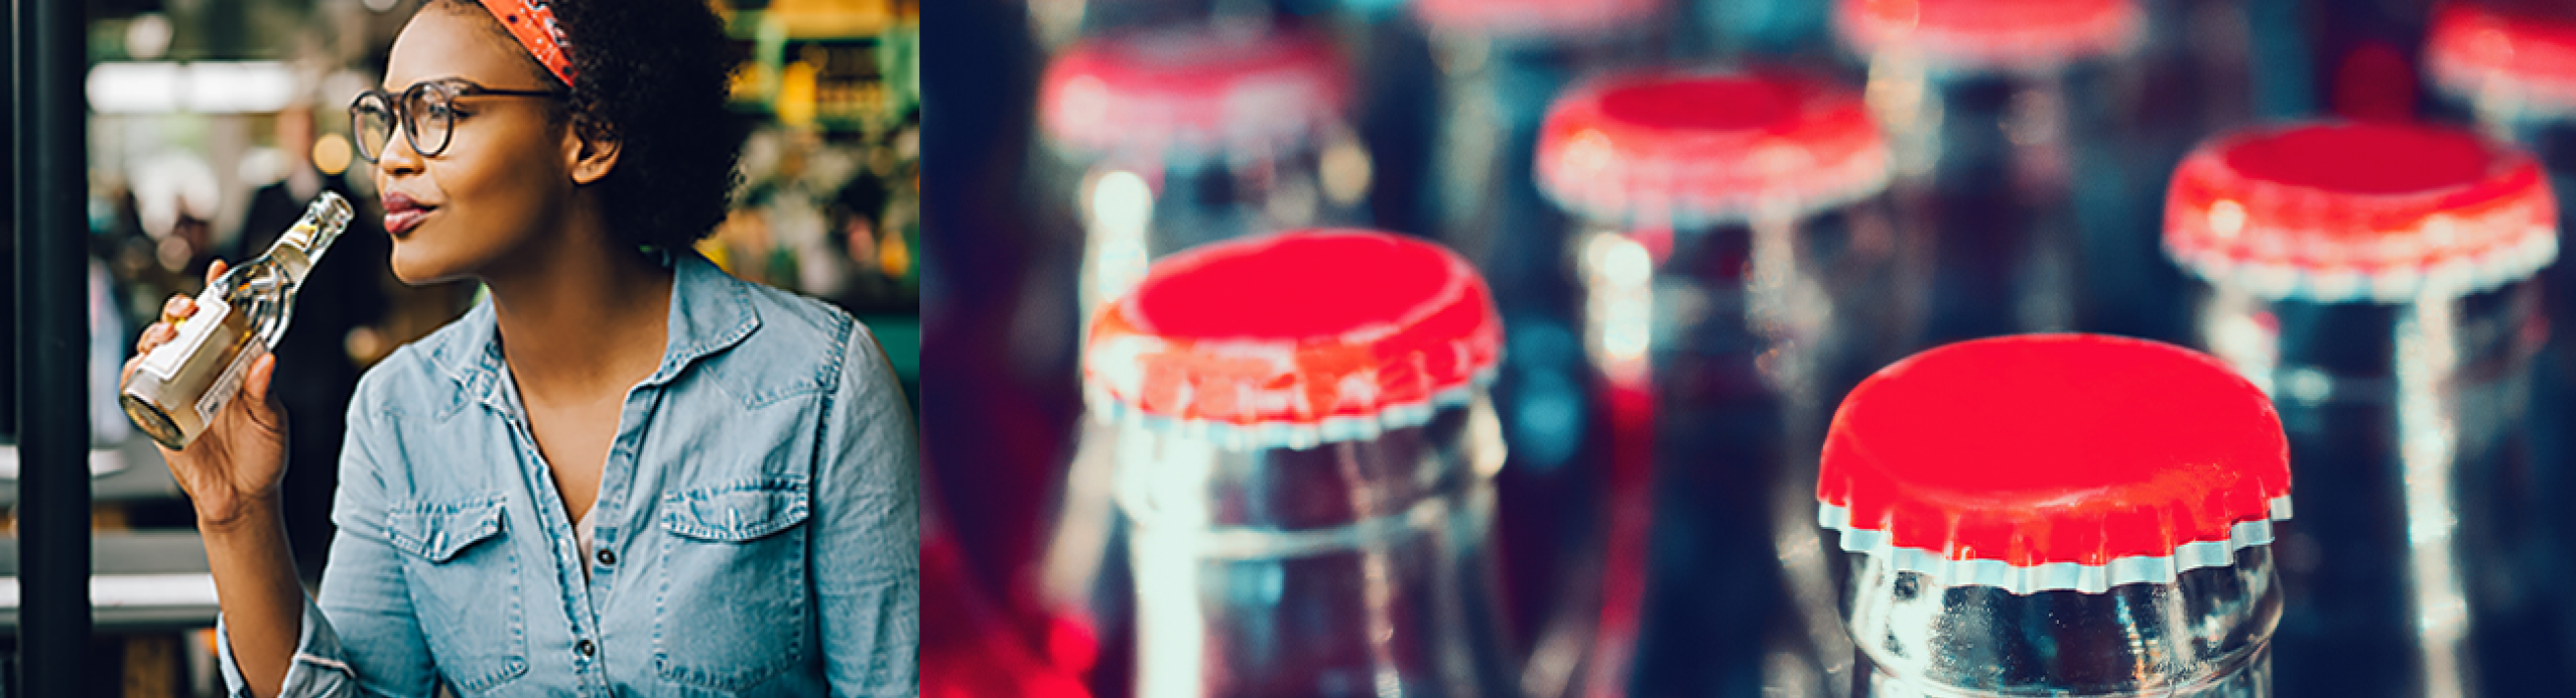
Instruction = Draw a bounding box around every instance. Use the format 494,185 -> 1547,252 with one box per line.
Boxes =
121,259 -> 291,532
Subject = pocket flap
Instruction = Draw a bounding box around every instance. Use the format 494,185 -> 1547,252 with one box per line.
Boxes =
387,496 -> 507,562
661,480 -> 810,542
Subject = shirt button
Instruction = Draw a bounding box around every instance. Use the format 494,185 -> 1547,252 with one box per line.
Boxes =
597,549 -> 616,566
577,639 -> 596,657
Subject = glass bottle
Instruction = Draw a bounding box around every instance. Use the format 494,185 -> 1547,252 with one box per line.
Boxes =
1083,229 -> 1518,698
1820,333 -> 2291,698
2164,121 -> 2561,697
1038,24 -> 1368,326
1407,0 -> 1657,462
1835,0 -> 2147,344
1532,68 -> 1916,696
1033,26 -> 1370,693
2425,4 -> 2576,684
120,191 -> 352,450
1399,7 -> 1659,695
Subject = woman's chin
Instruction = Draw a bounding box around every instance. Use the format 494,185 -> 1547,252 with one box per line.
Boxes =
388,247 -> 467,286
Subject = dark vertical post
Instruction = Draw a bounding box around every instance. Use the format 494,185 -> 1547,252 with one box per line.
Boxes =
14,0 -> 90,692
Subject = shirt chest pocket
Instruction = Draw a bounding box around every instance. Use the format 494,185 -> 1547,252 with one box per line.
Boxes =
654,479 -> 814,692
386,495 -> 529,694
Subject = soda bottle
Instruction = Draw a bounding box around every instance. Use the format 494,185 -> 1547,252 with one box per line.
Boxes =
1038,24 -> 1367,324
1083,229 -> 1518,698
121,191 -> 353,449
1835,0 -> 2142,344
1532,68 -> 1915,696
2164,121 -> 2563,696
1033,26 -> 1370,692
1401,5 -> 1661,691
2424,3 -> 2576,681
1820,333 -> 2291,698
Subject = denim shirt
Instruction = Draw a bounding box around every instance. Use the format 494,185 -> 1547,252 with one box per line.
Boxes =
217,254 -> 920,697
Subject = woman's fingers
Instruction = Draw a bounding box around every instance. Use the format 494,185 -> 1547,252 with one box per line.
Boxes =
205,259 -> 228,286
236,353 -> 288,437
160,293 -> 194,322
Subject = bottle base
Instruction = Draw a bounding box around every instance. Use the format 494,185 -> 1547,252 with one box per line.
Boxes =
120,394 -> 190,450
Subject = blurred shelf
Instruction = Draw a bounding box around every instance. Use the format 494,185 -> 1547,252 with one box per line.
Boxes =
0,436 -> 184,507
0,531 -> 217,634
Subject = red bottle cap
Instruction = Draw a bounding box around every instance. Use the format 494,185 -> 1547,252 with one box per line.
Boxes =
1083,230 -> 1504,449
1835,0 -> 2141,71
1412,0 -> 1662,41
1819,334 -> 2292,594
1534,69 -> 1890,228
2427,1 -> 2576,116
1038,27 -> 1349,161
2164,122 -> 2558,303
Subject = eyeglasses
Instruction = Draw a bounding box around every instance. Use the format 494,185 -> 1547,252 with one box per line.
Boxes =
349,79 -> 564,162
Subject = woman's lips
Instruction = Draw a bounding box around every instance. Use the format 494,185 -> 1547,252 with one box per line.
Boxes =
384,207 -> 430,235
382,192 -> 434,236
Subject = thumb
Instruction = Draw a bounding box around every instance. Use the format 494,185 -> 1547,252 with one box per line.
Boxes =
240,352 -> 287,434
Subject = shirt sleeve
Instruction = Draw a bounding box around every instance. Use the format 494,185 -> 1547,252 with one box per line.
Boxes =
814,320 -> 922,697
215,595 -> 356,698
217,370 -> 441,698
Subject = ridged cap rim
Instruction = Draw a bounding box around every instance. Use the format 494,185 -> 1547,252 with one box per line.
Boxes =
1535,68 -> 1891,227
1038,28 -> 1349,160
1083,230 -> 1504,450
2163,121 -> 2558,303
1818,334 -> 2292,594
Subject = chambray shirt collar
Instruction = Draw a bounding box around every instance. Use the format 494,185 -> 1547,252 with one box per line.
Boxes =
419,253 -> 762,418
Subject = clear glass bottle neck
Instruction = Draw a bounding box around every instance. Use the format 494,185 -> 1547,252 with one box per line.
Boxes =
2192,277 -> 2546,698
1113,398 -> 1517,698
1844,547 -> 2281,698
260,192 -> 354,287
2195,278 -> 2541,409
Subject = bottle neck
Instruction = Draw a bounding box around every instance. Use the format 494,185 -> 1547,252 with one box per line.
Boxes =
265,192 -> 353,286
1861,651 -> 2274,698
2195,277 -> 2542,698
1844,547 -> 2282,698
2195,277 -> 2541,408
1114,398 -> 1517,698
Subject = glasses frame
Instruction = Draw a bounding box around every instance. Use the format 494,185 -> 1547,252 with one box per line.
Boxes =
349,79 -> 566,162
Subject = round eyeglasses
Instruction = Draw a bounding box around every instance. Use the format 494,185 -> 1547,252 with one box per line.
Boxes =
349,80 -> 564,162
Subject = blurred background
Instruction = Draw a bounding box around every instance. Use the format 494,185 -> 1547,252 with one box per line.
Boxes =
920,0 -> 2576,697
1,0 -> 915,692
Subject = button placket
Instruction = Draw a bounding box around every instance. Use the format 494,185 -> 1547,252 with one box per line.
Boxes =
588,387 -> 657,588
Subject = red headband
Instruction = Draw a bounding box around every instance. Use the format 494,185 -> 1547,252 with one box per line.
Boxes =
477,0 -> 576,87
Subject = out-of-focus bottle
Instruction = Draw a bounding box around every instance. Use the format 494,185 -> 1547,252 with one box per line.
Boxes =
2425,4 -> 2576,681
1400,5 -> 1659,690
1082,229 -> 1517,698
1836,0 -> 2141,344
1033,28 -> 1367,691
2164,122 -> 2562,697
1532,68 -> 1912,697
1409,0 -> 1659,446
120,191 -> 352,450
1820,333 -> 2292,698
1038,25 -> 1366,324
2428,2 -> 2576,136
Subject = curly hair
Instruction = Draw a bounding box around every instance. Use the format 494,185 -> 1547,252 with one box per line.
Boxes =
430,0 -> 747,252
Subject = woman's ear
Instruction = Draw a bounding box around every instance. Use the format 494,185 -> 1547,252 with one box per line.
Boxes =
563,122 -> 623,185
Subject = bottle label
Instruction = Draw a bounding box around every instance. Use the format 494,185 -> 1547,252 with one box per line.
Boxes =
196,339 -> 267,428
139,292 -> 232,380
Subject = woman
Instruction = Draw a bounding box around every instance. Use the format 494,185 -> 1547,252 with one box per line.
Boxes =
122,0 -> 919,695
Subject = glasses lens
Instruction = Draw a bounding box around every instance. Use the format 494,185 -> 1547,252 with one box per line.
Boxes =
351,94 -> 393,162
403,85 -> 454,158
